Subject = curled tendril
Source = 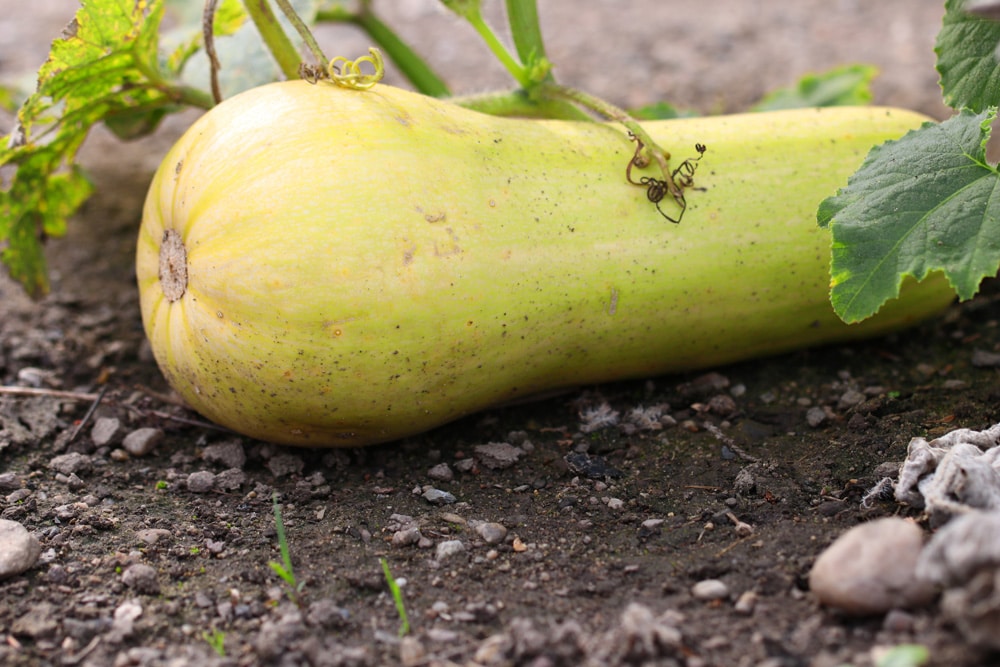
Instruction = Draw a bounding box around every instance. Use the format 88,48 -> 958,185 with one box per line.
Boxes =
327,48 -> 385,90
626,135 -> 707,224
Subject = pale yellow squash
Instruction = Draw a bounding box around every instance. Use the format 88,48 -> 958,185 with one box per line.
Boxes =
136,81 -> 953,446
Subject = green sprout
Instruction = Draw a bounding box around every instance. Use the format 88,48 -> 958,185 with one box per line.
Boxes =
268,492 -> 304,605
202,628 -> 226,657
380,557 -> 410,637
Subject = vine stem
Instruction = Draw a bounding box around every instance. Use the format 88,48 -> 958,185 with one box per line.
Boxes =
203,0 -> 223,103
240,0 -> 302,80
451,89 -> 590,120
274,0 -> 327,67
537,82 -> 680,199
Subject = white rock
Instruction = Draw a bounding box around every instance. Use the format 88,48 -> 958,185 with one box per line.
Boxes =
0,519 -> 41,579
122,427 -> 164,457
435,540 -> 466,561
692,579 -> 729,601
474,522 -> 508,545
474,443 -> 523,470
809,517 -> 936,615
90,417 -> 123,446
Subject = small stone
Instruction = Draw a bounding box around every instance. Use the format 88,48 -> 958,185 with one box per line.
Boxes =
108,599 -> 143,642
422,488 -> 456,505
266,453 -> 304,478
90,417 -> 123,447
0,472 -> 21,491
692,579 -> 729,601
186,471 -> 216,493
474,522 -> 507,545
11,602 -> 58,638
392,527 -> 423,547
837,388 -> 865,410
806,406 -> 828,428
48,452 -> 91,476
121,563 -> 160,594
606,497 -> 624,510
0,519 -> 41,579
882,609 -> 915,633
809,517 -> 935,615
202,440 -> 247,469
122,428 -> 163,457
436,540 -> 466,561
427,463 -> 454,482
474,442 -> 523,470
136,529 -> 172,545
453,458 -> 476,473
972,349 -> 1000,368
734,590 -> 757,615
215,468 -> 247,491
400,636 -> 426,667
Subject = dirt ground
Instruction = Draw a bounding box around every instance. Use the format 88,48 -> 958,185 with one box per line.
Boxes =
3,1 -> 999,666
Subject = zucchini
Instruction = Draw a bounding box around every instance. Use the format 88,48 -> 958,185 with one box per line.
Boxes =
136,81 -> 953,446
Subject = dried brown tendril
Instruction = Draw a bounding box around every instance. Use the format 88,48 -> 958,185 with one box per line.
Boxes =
626,135 -> 706,224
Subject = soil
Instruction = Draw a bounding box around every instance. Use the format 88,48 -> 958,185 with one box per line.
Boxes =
2,1 -> 998,666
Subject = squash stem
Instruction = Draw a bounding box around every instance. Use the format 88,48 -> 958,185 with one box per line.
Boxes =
451,89 -> 590,120
240,0 -> 302,80
441,0 -> 530,88
537,82 -> 681,199
273,0 -> 328,68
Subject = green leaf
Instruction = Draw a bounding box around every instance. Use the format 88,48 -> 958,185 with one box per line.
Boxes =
819,108 -> 1000,323
875,644 -> 930,667
750,64 -> 878,111
0,0 -> 175,295
937,0 -> 1000,112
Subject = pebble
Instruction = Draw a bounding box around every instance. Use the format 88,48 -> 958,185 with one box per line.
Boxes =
48,452 -> 92,476
90,417 -> 123,446
186,471 -> 216,493
0,471 -> 21,490
734,590 -> 757,615
121,563 -> 160,594
122,427 -> 163,457
0,519 -> 41,579
266,453 -> 304,478
399,636 -> 426,667
809,517 -> 936,615
436,540 -> 466,561
202,440 -> 247,469
474,442 -> 523,469
136,529 -> 172,545
474,522 -> 508,545
692,579 -> 729,601
422,488 -> 456,505
215,468 -> 247,491
392,527 -> 423,547
427,463 -> 454,482
972,349 -> 1000,368
837,388 -> 865,410
806,406 -> 828,428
